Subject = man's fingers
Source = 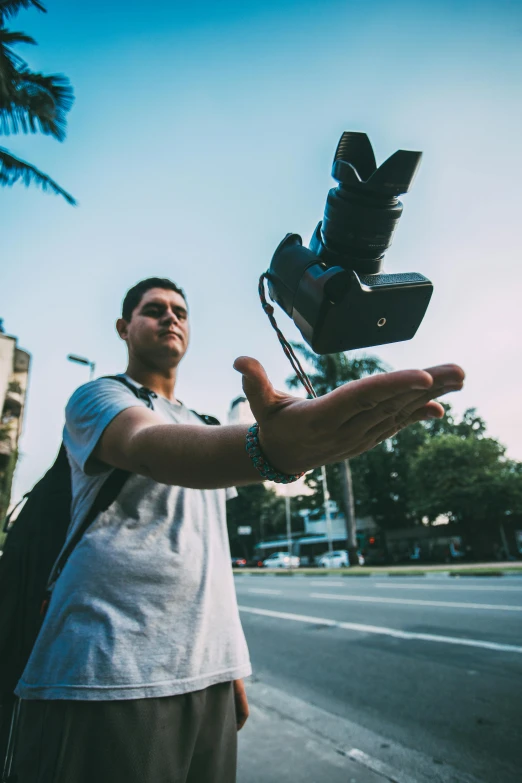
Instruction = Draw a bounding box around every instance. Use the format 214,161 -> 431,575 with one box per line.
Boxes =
317,369 -> 434,430
422,364 -> 465,386
320,398 -> 444,463
345,380 -> 463,439
364,401 -> 444,448
332,401 -> 445,461
370,402 -> 445,446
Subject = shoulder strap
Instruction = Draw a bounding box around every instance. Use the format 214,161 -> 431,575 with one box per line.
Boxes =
49,375 -> 219,586
105,374 -> 220,425
103,375 -> 156,409
2,492 -> 30,533
48,376 -> 154,586
50,467 -> 130,585
194,413 -> 220,426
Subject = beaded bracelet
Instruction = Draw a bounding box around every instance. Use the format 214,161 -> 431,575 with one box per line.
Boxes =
245,423 -> 305,484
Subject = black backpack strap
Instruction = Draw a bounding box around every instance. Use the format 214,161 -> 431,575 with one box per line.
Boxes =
103,375 -> 156,409
192,412 -> 220,426
49,467 -> 131,588
106,373 -> 220,425
48,376 -> 219,591
47,376 -> 156,589
2,493 -> 29,533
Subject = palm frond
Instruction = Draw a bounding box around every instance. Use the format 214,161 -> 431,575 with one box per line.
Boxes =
0,29 -> 36,46
0,69 -> 73,138
286,341 -> 390,394
0,145 -> 76,203
0,29 -> 33,72
0,30 -> 34,102
0,1 -> 46,21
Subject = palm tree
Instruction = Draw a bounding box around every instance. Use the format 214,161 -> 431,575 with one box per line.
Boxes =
0,0 -> 75,203
287,343 -> 389,565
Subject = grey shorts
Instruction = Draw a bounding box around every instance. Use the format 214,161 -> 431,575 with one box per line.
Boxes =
10,681 -> 237,783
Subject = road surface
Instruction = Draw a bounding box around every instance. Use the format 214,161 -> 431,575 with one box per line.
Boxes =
236,573 -> 522,783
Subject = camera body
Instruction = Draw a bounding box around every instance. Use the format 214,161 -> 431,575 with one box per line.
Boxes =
267,132 -> 433,354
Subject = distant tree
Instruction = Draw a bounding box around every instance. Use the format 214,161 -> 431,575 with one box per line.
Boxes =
287,343 -> 389,564
0,0 -> 75,202
353,404 -> 488,531
409,434 -> 522,551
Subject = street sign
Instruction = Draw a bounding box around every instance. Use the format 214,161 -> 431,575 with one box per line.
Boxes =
238,526 -> 252,535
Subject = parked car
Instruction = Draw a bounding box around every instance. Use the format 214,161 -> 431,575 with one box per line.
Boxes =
231,557 -> 247,568
316,549 -> 365,568
262,552 -> 300,569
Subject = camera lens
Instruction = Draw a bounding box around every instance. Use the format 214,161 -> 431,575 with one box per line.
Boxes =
321,186 -> 403,272
316,132 -> 422,275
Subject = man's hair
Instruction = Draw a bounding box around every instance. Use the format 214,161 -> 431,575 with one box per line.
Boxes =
121,278 -> 187,322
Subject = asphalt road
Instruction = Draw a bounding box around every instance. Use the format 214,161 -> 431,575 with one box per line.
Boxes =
235,574 -> 522,783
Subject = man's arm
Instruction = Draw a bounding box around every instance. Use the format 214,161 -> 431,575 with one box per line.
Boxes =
94,357 -> 465,489
94,409 -> 261,488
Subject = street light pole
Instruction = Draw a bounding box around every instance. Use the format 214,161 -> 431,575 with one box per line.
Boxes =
67,354 -> 96,380
321,465 -> 334,555
285,494 -> 293,568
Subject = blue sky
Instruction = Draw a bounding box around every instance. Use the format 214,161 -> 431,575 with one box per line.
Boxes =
2,0 -> 522,500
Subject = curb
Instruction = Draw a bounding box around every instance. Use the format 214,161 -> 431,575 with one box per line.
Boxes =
233,567 -> 522,578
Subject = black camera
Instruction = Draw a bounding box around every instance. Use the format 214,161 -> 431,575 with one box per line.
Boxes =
266,132 -> 433,354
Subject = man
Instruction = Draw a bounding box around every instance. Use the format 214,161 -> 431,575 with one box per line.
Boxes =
12,277 -> 464,782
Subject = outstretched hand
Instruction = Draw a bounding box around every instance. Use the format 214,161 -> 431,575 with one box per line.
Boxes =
233,357 -> 465,476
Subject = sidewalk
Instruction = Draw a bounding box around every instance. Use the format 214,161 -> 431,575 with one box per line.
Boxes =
238,682 -> 396,783
238,705 -> 388,783
238,680 -> 483,783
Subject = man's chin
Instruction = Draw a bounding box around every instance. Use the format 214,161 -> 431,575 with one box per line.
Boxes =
139,345 -> 186,369
160,344 -> 186,363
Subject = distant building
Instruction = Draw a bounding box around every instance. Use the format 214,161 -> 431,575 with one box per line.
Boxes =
303,511 -> 377,538
228,395 -> 255,425
0,325 -> 31,524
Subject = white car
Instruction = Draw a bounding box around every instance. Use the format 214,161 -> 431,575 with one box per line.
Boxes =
316,550 -> 349,568
316,549 -> 365,568
262,552 -> 300,569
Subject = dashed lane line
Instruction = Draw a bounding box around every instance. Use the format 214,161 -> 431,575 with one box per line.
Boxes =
373,582 -> 522,592
309,592 -> 522,612
245,588 -> 282,595
239,605 -> 522,654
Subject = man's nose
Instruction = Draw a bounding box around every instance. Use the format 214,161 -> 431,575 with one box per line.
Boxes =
161,310 -> 180,326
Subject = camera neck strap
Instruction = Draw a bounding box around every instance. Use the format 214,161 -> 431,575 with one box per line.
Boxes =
258,272 -> 317,399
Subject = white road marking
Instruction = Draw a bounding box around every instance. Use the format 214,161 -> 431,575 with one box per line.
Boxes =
348,748 -> 418,783
238,605 -> 522,654
374,581 -> 522,592
246,588 -> 282,595
309,592 -> 522,612
303,580 -> 346,587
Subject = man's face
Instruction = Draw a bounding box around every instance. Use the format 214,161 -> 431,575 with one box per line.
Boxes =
118,287 -> 190,367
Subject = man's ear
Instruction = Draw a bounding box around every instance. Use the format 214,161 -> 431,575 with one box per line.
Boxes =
116,318 -> 129,341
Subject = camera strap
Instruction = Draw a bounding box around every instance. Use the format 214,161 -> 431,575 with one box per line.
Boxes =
258,272 -> 317,399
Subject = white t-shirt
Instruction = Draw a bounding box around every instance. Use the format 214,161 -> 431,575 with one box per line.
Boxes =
16,376 -> 251,700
